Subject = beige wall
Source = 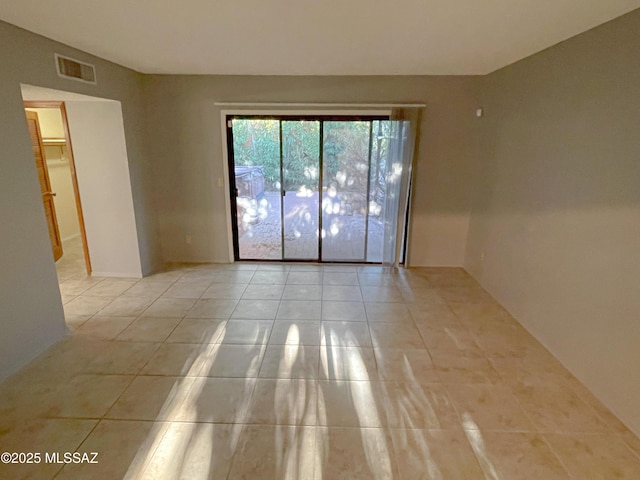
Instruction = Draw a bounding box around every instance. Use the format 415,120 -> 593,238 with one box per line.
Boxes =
0,20 -> 160,380
465,10 -> 640,435
65,100 -> 143,277
144,75 -> 481,265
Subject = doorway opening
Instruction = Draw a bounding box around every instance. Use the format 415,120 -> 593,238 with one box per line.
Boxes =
227,115 -> 394,263
21,84 -> 144,281
24,101 -> 92,276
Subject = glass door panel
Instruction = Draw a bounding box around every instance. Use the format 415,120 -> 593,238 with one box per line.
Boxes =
281,120 -> 320,260
231,119 -> 282,260
321,121 -> 371,262
365,120 -> 389,263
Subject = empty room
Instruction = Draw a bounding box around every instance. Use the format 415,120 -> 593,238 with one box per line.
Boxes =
0,1 -> 639,479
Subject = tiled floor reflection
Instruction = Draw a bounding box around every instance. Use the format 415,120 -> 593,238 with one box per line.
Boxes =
1,259 -> 639,479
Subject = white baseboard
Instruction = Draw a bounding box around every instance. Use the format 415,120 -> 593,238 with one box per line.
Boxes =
91,271 -> 143,279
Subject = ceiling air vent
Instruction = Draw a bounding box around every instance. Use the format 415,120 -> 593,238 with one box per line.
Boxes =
54,53 -> 97,84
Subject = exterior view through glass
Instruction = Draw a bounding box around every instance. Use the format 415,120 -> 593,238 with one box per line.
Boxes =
229,116 -> 390,263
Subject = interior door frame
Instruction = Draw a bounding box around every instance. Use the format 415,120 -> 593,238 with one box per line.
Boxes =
24,101 -> 92,275
224,112 -> 391,263
26,110 -> 63,261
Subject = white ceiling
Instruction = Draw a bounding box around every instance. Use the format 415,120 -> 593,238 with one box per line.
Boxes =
2,1 -> 639,75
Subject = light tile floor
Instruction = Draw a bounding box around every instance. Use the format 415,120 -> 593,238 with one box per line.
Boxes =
1,253 -> 639,478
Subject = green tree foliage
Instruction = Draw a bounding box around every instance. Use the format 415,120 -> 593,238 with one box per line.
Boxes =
282,120 -> 320,191
232,119 -> 281,190
323,121 -> 370,189
231,118 -> 389,204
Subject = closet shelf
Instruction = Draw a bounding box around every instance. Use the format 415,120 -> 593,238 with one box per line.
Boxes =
42,138 -> 66,146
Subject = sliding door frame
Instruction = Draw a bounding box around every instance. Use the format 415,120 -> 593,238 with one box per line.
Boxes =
225,119 -> 241,261
221,109 -> 395,263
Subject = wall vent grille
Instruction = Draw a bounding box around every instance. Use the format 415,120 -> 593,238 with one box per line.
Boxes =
54,54 -> 97,84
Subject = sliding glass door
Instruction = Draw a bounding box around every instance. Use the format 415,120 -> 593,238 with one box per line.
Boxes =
321,121 -> 370,261
228,115 -> 405,263
366,120 -> 390,263
282,120 -> 320,260
230,119 -> 282,260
